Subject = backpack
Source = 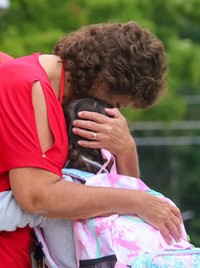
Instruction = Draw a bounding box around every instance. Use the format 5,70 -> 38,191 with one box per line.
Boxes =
35,149 -> 200,267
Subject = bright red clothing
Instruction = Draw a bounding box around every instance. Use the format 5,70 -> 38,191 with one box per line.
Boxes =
0,53 -> 68,267
0,52 -> 13,64
0,227 -> 35,268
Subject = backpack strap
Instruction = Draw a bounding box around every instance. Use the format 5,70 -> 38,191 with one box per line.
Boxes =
62,150 -> 117,181
97,149 -> 117,174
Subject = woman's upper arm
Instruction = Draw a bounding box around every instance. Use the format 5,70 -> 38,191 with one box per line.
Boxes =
9,81 -> 59,212
9,167 -> 60,213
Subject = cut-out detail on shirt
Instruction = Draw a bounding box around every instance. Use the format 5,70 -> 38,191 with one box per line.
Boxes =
32,81 -> 55,154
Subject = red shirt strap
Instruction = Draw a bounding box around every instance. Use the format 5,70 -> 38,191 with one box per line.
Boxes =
59,63 -> 65,105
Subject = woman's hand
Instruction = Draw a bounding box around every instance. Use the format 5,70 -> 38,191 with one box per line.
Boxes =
72,108 -> 131,155
135,191 -> 183,244
72,108 -> 139,177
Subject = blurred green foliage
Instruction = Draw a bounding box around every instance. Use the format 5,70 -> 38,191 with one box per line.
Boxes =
0,0 -> 200,245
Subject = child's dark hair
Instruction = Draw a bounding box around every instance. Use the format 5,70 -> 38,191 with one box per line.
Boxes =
63,97 -> 114,173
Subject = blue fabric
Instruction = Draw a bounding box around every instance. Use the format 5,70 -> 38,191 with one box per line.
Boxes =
131,249 -> 200,268
62,168 -> 94,182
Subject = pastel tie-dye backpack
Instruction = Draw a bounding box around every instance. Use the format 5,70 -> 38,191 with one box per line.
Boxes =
35,149 -> 200,267
70,150 -> 200,268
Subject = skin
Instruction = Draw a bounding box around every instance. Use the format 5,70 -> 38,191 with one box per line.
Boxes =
72,108 -> 139,177
9,55 -> 182,245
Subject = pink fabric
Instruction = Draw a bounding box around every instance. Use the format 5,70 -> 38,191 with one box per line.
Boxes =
74,150 -> 192,266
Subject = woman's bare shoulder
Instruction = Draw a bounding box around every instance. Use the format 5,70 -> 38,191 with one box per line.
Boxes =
39,54 -> 63,97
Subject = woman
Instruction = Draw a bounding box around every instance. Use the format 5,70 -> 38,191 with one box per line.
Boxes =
1,97 -> 191,268
0,21 -> 182,267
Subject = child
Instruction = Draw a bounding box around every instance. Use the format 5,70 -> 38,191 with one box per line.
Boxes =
0,98 -> 197,268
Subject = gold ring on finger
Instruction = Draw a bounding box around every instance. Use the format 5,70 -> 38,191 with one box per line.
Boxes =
92,132 -> 97,141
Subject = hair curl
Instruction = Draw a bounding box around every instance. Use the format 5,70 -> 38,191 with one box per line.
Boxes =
64,97 -> 113,173
54,21 -> 167,109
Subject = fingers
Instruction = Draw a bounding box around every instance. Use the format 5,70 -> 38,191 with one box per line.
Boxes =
160,203 -> 182,242
171,204 -> 183,223
158,204 -> 182,244
72,129 -> 109,151
168,207 -> 183,242
72,126 -> 103,149
72,111 -> 116,133
139,194 -> 183,245
104,107 -> 121,118
72,109 -> 126,137
73,119 -> 100,133
72,117 -> 110,143
165,218 -> 181,244
75,108 -> 123,124
159,217 -> 181,245
72,109 -> 123,142
171,208 -> 183,235
159,225 -> 173,245
92,132 -> 97,141
72,109 -> 133,157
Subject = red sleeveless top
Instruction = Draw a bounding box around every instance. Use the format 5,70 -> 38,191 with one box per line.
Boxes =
0,53 -> 68,267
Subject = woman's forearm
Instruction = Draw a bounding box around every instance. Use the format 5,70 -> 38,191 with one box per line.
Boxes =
10,166 -> 182,244
9,167 -> 142,219
33,181 -> 143,219
115,138 -> 139,177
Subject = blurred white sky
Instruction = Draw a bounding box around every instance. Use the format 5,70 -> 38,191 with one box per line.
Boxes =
0,0 -> 9,8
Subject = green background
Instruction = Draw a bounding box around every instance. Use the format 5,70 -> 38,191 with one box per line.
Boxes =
0,0 -> 200,245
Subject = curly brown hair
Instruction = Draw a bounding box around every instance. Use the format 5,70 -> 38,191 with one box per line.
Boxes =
54,21 -> 167,109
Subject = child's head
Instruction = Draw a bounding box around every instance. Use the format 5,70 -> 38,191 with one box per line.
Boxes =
63,97 -> 114,173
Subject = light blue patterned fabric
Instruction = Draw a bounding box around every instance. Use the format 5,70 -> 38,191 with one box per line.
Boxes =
131,249 -> 200,268
62,168 -> 94,182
